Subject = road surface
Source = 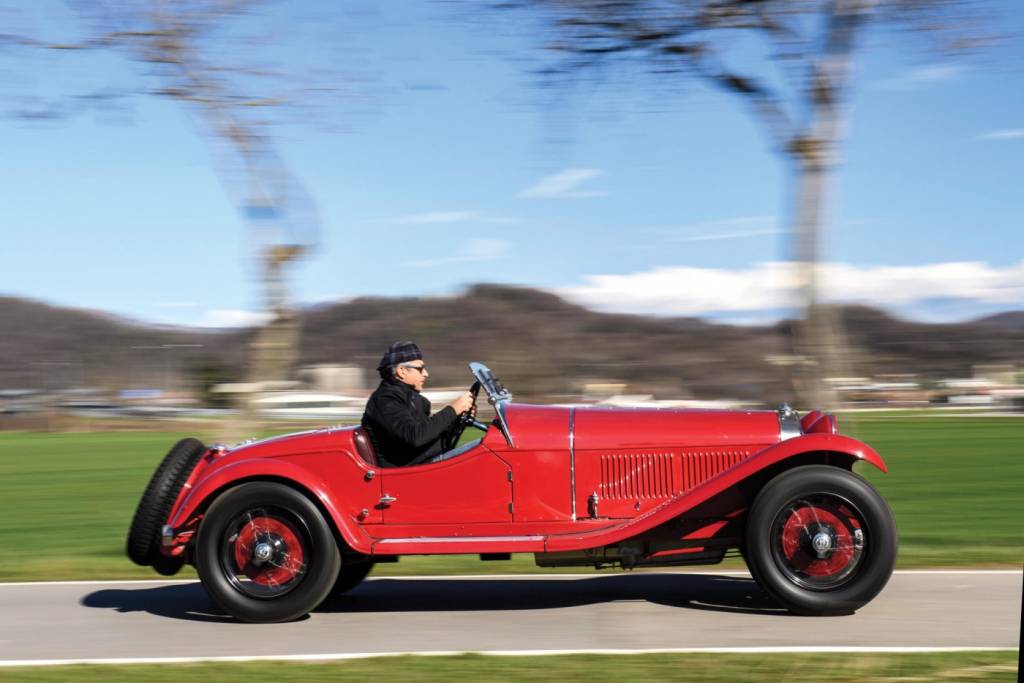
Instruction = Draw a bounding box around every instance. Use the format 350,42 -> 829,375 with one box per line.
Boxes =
0,570 -> 1019,665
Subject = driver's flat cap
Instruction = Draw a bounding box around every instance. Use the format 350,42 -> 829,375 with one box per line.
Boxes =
377,341 -> 423,370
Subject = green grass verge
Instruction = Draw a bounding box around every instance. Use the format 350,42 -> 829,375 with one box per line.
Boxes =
0,652 -> 1018,683
0,415 -> 1021,581
840,415 -> 1024,567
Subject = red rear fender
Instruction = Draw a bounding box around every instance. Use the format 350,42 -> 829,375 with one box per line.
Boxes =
167,458 -> 374,554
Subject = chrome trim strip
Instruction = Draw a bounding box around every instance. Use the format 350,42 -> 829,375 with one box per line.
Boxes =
376,535 -> 544,545
568,407 -> 577,521
778,404 -> 803,441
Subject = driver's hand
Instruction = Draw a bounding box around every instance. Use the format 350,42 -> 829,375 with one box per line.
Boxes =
449,391 -> 475,415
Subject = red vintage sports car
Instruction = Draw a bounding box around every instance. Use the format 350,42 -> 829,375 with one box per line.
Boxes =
127,362 -> 897,623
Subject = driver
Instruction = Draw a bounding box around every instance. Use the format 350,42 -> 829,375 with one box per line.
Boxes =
361,341 -> 475,467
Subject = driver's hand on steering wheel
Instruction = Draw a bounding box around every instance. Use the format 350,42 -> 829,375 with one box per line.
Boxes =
449,391 -> 475,415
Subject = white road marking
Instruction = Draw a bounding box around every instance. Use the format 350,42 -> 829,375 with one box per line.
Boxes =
0,646 -> 1017,668
0,568 -> 1019,587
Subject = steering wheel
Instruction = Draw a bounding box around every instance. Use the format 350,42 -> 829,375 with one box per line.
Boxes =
443,381 -> 482,452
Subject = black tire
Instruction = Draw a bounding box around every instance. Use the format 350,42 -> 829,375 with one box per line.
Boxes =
744,465 -> 897,616
330,559 -> 374,597
195,482 -> 341,623
126,437 -> 206,567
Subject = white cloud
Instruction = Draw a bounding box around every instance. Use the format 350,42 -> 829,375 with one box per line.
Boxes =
403,238 -> 510,268
519,168 -> 605,199
197,309 -> 273,328
558,261 -> 1024,320
878,63 -> 966,90
386,211 -> 479,224
981,129 -> 1024,141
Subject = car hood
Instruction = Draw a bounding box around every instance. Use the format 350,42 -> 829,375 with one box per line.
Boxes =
502,404 -> 783,451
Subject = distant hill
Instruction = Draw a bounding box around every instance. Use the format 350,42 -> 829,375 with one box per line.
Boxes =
1,287 -> 1022,403
974,311 -> 1024,331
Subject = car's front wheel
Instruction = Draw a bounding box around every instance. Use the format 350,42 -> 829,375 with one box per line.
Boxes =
195,482 -> 341,623
744,465 -> 897,615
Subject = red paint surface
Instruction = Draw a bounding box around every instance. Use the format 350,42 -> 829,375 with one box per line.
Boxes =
379,446 -> 512,524
573,407 -> 781,450
160,406 -> 888,563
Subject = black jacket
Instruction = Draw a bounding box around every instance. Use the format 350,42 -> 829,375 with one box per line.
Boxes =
361,378 -> 458,467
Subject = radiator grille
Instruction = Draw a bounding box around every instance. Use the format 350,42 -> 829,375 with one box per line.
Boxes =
599,453 -> 675,500
680,448 -> 751,491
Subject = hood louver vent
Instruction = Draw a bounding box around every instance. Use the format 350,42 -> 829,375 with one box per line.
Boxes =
599,453 -> 676,500
681,448 -> 752,491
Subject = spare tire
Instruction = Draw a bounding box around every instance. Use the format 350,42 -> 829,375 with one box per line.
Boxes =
126,438 -> 207,568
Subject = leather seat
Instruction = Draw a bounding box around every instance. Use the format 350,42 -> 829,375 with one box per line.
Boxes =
352,427 -> 378,467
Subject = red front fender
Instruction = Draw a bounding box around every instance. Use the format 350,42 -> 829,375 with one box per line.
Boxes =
545,433 -> 888,552
167,458 -> 374,555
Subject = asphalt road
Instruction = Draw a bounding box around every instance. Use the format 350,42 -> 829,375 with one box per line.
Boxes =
0,571 -> 1019,664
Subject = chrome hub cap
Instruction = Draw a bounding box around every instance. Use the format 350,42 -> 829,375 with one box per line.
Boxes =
253,542 -> 273,563
812,531 -> 833,555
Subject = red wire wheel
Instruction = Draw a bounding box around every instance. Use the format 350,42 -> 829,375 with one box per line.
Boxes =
744,466 -> 897,615
224,509 -> 309,597
770,494 -> 865,590
196,482 -> 341,622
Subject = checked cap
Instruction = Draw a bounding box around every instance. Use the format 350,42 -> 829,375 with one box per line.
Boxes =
377,341 -> 423,371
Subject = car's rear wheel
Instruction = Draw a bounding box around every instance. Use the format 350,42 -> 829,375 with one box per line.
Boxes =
126,438 -> 206,570
195,482 -> 340,623
330,559 -> 375,597
744,465 -> 897,615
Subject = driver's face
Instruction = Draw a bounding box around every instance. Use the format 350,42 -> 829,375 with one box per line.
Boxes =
397,361 -> 429,391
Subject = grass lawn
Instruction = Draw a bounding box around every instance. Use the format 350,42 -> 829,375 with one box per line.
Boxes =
0,414 -> 1021,581
0,652 -> 1018,683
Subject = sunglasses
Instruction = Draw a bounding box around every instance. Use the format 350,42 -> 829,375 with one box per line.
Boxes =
401,364 -> 427,373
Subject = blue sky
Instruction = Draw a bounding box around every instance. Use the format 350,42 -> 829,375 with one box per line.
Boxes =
1,0 -> 1022,327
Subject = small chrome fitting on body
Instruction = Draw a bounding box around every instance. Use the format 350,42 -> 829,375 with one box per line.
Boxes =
777,403 -> 803,441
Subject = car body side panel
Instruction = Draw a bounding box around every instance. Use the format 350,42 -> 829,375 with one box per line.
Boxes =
378,446 -> 512,524
571,444 -> 770,519
503,448 -> 573,521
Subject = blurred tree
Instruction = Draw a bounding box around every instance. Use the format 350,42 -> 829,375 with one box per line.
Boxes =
500,0 -> 993,408
1,1 -> 353,436
188,359 -> 239,409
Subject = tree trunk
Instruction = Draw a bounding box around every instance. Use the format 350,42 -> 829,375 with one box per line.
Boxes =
224,257 -> 302,441
789,147 -> 845,410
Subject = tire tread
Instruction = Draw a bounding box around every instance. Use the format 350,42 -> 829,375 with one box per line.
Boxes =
126,437 -> 206,567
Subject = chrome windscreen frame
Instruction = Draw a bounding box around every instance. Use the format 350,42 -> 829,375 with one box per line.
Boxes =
469,362 -> 515,447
